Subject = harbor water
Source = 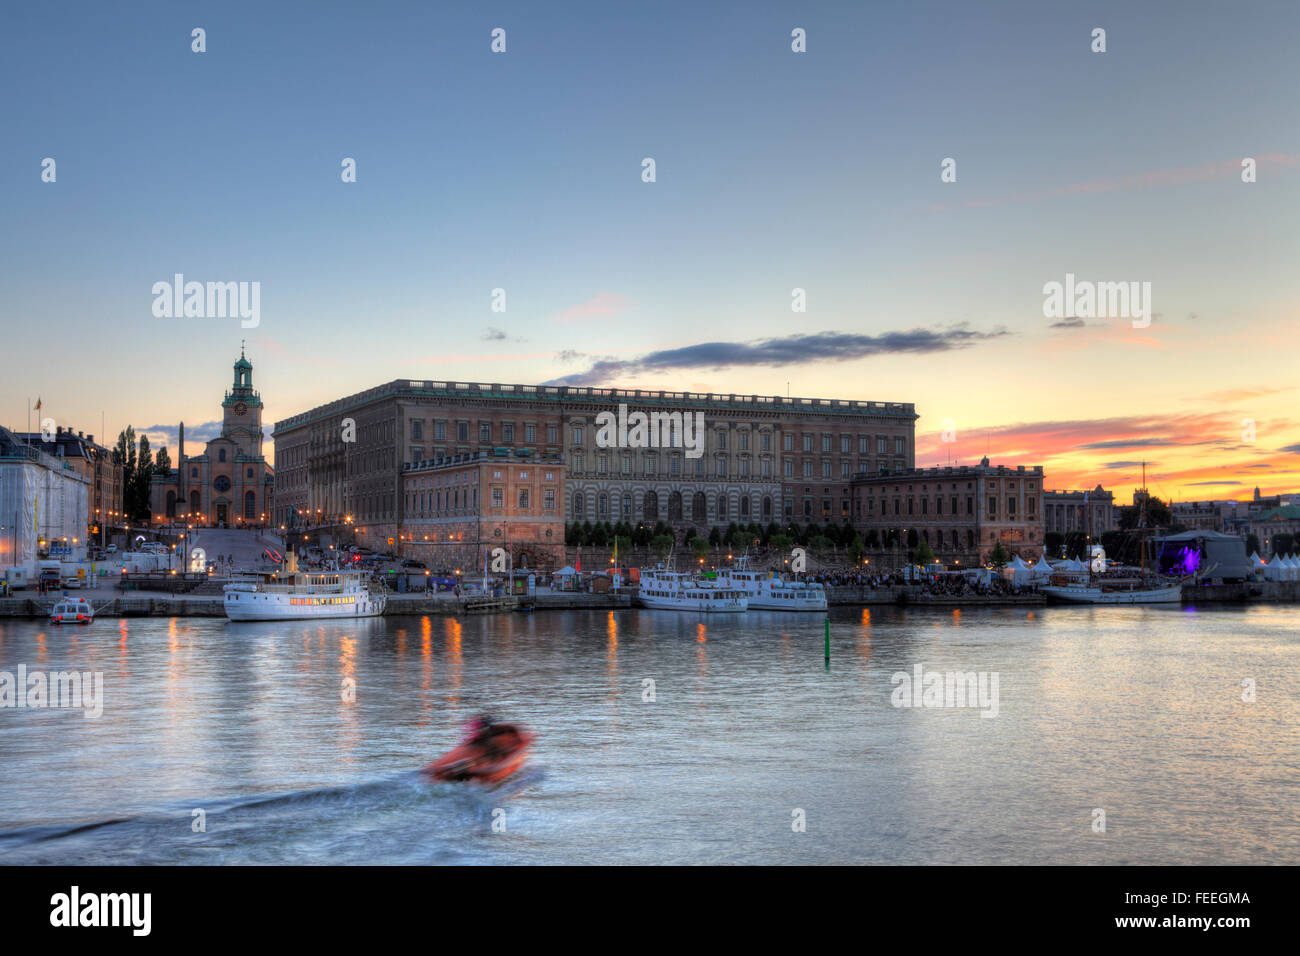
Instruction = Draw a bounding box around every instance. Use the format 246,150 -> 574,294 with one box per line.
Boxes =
0,605 -> 1297,864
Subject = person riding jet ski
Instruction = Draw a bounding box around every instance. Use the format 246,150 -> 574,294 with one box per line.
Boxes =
424,713 -> 534,783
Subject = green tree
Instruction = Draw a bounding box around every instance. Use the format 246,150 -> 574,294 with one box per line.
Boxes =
914,539 -> 935,566
1246,533 -> 1261,556
988,540 -> 1010,570
847,533 -> 864,564
1044,531 -> 1064,558
650,534 -> 675,562
1273,532 -> 1295,557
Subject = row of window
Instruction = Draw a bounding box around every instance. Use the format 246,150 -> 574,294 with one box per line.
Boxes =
411,420 -> 559,445
569,454 -> 904,478
569,427 -> 907,456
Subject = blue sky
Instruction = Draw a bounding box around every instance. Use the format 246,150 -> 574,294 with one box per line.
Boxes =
2,0 -> 1298,498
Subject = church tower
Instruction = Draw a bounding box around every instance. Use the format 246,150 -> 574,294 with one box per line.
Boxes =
221,345 -> 264,455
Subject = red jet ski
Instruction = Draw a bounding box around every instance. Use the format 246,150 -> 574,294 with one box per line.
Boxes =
423,718 -> 535,784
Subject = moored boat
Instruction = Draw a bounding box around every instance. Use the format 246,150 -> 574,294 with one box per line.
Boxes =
718,562 -> 828,611
223,550 -> 386,621
1040,580 -> 1184,604
637,567 -> 747,612
49,597 -> 94,624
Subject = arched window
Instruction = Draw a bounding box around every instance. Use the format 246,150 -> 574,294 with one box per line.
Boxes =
622,494 -> 632,519
219,448 -> 227,462
572,492 -> 584,519
644,491 -> 659,521
244,491 -> 256,519
190,490 -> 200,513
246,467 -> 254,478
166,491 -> 176,517
598,493 -> 608,518
717,494 -> 728,522
668,491 -> 682,521
762,496 -> 772,518
692,492 -> 706,523
740,497 -> 750,518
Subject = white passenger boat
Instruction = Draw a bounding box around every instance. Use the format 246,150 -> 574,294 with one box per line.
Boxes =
224,551 -> 386,621
637,568 -> 747,612
718,564 -> 828,611
49,597 -> 94,625
1039,580 -> 1184,604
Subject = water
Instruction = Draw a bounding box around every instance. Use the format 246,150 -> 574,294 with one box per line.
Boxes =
1,605 -> 1297,864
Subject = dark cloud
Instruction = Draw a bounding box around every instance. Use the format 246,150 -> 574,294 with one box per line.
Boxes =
544,326 -> 1011,386
1078,438 -> 1172,450
1279,443 -> 1300,454
1186,480 -> 1242,486
142,421 -> 223,446
483,327 -> 508,341
1103,460 -> 1151,469
1049,317 -> 1086,329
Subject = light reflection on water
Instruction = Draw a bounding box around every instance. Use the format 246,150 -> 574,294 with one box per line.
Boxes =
0,604 -> 1296,864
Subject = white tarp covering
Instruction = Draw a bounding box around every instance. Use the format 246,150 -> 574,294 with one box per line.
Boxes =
1,446 -> 89,575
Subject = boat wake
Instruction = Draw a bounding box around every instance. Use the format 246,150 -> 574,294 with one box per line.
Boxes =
0,769 -> 546,865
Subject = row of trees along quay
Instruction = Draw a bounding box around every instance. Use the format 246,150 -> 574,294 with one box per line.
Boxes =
563,520 -> 942,567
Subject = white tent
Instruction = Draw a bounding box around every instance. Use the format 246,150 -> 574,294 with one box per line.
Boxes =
554,565 -> 579,577
1031,554 -> 1055,579
1286,555 -> 1300,582
1007,555 -> 1034,586
1264,554 -> 1286,581
1249,551 -> 1265,567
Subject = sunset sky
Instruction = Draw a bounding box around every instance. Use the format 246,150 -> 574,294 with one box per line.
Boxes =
3,0 -> 1297,505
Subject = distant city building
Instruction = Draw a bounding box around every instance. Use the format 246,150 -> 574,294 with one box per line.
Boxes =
10,425 -> 123,544
273,379 -> 917,556
851,457 -> 1045,563
1246,504 -> 1300,555
0,425 -> 91,571
150,350 -> 274,527
399,449 -> 566,568
1045,485 -> 1115,536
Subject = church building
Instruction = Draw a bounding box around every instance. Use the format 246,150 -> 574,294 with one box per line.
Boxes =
150,350 -> 275,527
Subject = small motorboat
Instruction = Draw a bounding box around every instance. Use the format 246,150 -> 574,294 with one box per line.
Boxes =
423,722 -> 535,784
49,597 -> 94,625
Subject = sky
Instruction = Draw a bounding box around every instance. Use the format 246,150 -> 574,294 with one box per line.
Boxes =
2,0 -> 1298,505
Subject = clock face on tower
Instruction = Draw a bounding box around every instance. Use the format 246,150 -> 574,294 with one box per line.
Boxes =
234,402 -> 248,416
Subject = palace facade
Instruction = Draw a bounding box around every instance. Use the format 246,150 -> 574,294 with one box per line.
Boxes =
273,379 -> 917,555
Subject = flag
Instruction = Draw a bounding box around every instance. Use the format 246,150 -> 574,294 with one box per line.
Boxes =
33,397 -> 41,411
575,546 -> 581,573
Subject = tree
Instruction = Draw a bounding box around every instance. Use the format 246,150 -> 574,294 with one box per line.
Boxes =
808,534 -> 834,556
864,528 -> 880,549
691,536 -> 710,562
154,446 -> 172,475
1044,531 -> 1064,558
1246,533 -> 1261,556
1063,531 -> 1088,560
769,533 -> 793,552
1273,532 -> 1295,557
708,526 -> 721,547
847,533 -> 865,564
914,539 -> 935,566
650,534 -> 674,562
1117,495 -> 1173,530
988,540 -> 1010,570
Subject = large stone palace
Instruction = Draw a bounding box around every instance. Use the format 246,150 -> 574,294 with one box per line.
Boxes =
272,379 -> 919,555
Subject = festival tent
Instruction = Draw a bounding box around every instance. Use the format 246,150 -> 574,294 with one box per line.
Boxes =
1263,554 -> 1286,581
1030,554 -> 1056,579
1007,555 -> 1034,586
1249,551 -> 1265,567
1285,555 -> 1300,582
